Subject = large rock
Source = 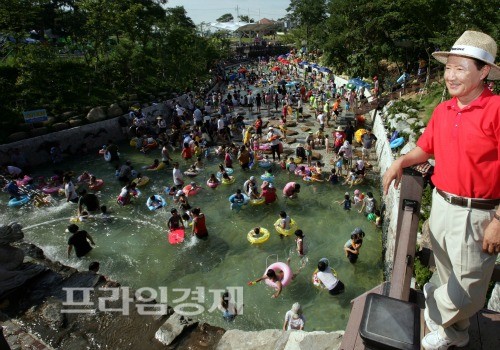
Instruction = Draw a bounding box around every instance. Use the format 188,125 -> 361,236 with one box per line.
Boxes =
8,132 -> 29,142
51,122 -> 69,131
285,330 -> 343,350
0,222 -> 24,244
216,330 -> 344,350
30,127 -> 49,137
155,312 -> 198,346
40,298 -> 65,330
107,103 -> 123,118
86,107 -> 106,122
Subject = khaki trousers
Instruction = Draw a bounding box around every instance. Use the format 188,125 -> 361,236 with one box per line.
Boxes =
427,189 -> 497,340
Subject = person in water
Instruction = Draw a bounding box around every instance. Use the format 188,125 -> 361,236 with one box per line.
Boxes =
67,224 -> 95,258
191,207 -> 208,239
218,291 -> 239,322
249,258 -> 292,298
167,208 -> 183,230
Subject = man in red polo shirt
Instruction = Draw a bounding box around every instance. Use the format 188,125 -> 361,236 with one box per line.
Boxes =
383,31 -> 499,350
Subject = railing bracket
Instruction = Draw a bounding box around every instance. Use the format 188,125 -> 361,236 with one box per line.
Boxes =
402,199 -> 419,213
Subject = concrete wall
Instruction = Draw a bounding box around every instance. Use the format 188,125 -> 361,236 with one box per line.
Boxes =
0,104 -> 167,167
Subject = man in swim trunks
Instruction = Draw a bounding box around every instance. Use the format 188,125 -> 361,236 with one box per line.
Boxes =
167,208 -> 183,230
67,224 -> 95,258
78,189 -> 100,215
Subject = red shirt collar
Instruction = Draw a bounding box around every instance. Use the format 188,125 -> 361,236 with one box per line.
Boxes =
445,87 -> 493,111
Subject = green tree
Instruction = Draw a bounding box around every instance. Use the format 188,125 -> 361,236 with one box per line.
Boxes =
217,13 -> 234,23
286,0 -> 327,49
238,15 -> 254,23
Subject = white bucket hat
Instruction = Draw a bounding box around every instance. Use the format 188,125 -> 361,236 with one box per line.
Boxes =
432,30 -> 499,80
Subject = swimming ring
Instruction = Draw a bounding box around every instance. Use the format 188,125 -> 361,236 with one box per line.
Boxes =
146,162 -> 165,171
249,198 -> 265,206
184,170 -> 199,177
247,228 -> 270,244
183,184 -> 201,197
132,176 -> 150,187
206,179 -> 219,189
41,185 -> 62,195
261,173 -> 275,182
216,168 -> 234,179
259,160 -> 272,169
221,176 -> 236,185
88,179 -> 105,191
390,137 -> 405,149
229,193 -> 249,209
274,218 -> 298,236
146,195 -> 167,211
8,195 -> 30,207
312,267 -> 337,289
264,262 -> 292,289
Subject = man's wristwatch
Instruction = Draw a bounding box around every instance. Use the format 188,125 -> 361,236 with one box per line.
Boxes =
494,213 -> 500,221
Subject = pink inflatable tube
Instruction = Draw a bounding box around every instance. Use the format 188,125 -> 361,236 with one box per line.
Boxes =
264,262 -> 292,289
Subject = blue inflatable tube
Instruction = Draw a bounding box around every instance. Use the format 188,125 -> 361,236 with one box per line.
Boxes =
261,174 -> 275,182
8,195 -> 30,207
216,167 -> 234,179
390,137 -> 405,149
229,193 -> 249,210
146,195 -> 166,211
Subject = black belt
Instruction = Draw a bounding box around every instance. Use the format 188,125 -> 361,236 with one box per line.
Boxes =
436,189 -> 500,210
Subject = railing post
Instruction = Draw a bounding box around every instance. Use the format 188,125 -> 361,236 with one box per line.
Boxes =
389,167 -> 424,301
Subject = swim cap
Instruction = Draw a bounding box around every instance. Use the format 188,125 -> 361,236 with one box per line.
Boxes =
352,227 -> 363,235
250,176 -> 256,181
176,190 -> 184,197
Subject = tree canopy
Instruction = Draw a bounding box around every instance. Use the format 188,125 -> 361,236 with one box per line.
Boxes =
285,0 -> 499,78
0,0 -> 230,141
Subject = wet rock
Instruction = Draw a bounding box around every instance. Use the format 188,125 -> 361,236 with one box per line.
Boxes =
285,130 -> 298,136
68,119 -> 82,127
86,107 -> 106,123
300,126 -> 311,132
30,127 -> 49,137
155,312 -> 198,346
0,246 -> 24,270
40,299 -> 65,330
8,132 -> 29,142
285,121 -> 297,127
107,103 -> 123,118
51,122 -> 69,131
42,116 -> 56,126
61,111 -> 77,119
0,222 -> 23,244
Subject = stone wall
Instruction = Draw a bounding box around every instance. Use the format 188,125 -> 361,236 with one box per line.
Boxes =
0,103 -> 167,167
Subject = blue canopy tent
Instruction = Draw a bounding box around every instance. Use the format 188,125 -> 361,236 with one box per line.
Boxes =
319,67 -> 332,74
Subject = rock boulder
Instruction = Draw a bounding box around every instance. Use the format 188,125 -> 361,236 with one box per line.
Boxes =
155,312 -> 198,346
86,107 -> 106,123
107,103 -> 123,118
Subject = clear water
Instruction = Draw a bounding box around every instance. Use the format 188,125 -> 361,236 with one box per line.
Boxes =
1,142 -> 383,332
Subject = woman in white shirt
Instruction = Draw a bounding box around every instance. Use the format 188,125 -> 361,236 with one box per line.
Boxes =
316,258 -> 345,295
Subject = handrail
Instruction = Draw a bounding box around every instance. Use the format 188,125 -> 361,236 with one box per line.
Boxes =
389,167 -> 424,300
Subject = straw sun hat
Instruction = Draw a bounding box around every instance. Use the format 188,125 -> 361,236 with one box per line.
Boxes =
432,30 -> 499,80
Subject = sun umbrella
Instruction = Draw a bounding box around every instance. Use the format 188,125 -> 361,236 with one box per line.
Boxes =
271,66 -> 281,72
281,59 -> 290,65
238,67 -> 247,73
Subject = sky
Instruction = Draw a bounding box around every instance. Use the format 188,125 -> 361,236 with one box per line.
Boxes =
165,0 -> 291,24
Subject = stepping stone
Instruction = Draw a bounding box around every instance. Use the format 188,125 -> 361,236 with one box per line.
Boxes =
285,130 -> 298,136
300,126 -> 311,132
311,152 -> 323,160
285,121 -> 297,127
285,137 -> 297,144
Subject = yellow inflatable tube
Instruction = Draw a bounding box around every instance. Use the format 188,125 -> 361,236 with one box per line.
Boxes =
274,218 -> 298,236
247,228 -> 270,244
